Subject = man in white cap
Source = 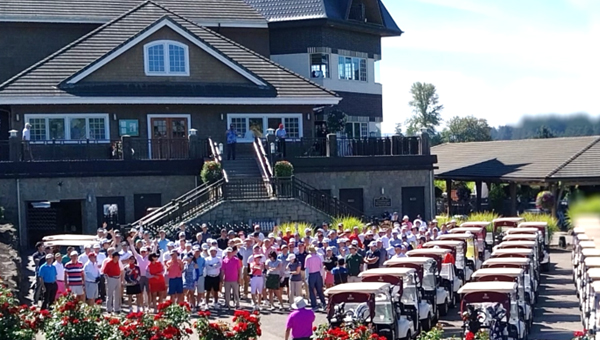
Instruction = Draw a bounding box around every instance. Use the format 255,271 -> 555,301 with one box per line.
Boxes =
64,251 -> 86,302
204,247 -> 222,308
38,253 -> 58,309
285,297 -> 315,340
365,241 -> 381,269
22,122 -> 33,160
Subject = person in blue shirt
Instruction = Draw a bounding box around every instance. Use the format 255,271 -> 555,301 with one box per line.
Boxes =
226,124 -> 237,160
194,248 -> 206,310
38,254 -> 58,309
331,258 -> 348,285
275,123 -> 286,157
157,230 -> 170,253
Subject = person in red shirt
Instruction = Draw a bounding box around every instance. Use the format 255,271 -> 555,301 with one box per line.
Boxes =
147,253 -> 166,313
348,226 -> 363,249
442,251 -> 455,265
101,252 -> 123,313
282,230 -> 293,244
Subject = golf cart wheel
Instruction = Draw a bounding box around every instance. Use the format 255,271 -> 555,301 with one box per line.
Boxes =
401,330 -> 411,340
422,315 -> 432,332
440,300 -> 449,316
454,292 -> 461,306
378,328 -> 394,340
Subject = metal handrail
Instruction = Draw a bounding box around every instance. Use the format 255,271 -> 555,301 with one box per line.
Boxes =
253,137 -> 272,178
208,137 -> 228,183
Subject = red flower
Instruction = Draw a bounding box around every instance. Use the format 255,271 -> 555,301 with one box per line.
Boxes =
185,328 -> 193,334
466,331 -> 475,340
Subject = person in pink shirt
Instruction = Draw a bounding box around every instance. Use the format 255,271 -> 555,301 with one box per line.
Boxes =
222,247 -> 242,309
166,250 -> 184,303
285,297 -> 315,340
250,254 -> 265,310
128,237 -> 150,311
304,246 -> 326,310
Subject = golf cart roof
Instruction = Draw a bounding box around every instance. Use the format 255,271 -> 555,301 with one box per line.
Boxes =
584,257 -> 600,267
458,222 -> 490,228
491,248 -> 534,256
493,217 -> 525,224
359,267 -> 416,278
579,241 -> 597,249
495,241 -> 536,248
484,257 -> 531,266
507,228 -> 539,235
577,234 -> 593,241
592,281 -> 600,293
573,227 -> 586,235
423,240 -> 463,248
472,268 -> 524,277
43,234 -> 98,241
437,234 -> 473,241
458,281 -> 517,294
384,257 -> 435,267
325,282 -> 391,296
587,268 -> 600,280
518,222 -> 548,228
406,248 -> 451,256
582,249 -> 600,257
502,234 -> 538,241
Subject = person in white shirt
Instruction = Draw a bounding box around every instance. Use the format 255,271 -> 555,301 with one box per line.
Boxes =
161,243 -> 175,263
53,252 -> 66,298
253,225 -> 265,241
83,253 -> 101,305
204,247 -> 222,308
78,245 -> 91,264
22,122 -> 33,161
379,229 -> 390,249
391,244 -> 407,258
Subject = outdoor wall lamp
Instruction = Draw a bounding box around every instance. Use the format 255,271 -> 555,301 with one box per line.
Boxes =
9,130 -> 17,138
270,142 -> 275,153
113,114 -> 117,121
381,187 -> 385,195
307,113 -> 311,120
220,114 -> 224,121
15,114 -> 19,122
218,143 -> 223,154
189,128 -> 197,136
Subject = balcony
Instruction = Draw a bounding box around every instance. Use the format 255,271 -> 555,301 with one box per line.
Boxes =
0,135 -> 210,178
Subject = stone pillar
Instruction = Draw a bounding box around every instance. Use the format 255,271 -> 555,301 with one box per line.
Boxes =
420,131 -> 430,155
9,130 -> 21,162
475,181 -> 482,212
121,135 -> 132,160
327,133 -> 338,158
509,182 -> 517,216
446,179 -> 452,216
188,129 -> 199,159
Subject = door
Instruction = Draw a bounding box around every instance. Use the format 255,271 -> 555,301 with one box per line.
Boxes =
402,187 -> 425,220
339,188 -> 364,215
150,117 -> 188,159
134,193 -> 162,221
96,196 -> 125,231
0,108 -> 9,161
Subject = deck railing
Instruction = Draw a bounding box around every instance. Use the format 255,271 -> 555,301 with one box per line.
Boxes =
278,136 -> 422,159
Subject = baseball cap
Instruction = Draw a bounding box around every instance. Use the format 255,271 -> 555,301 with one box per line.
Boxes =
45,254 -> 54,259
93,243 -> 101,249
369,241 -> 377,247
178,232 -> 186,238
209,247 -> 218,252
351,240 -> 358,246
225,247 -> 233,253
287,254 -> 296,261
201,244 -> 209,250
70,251 -> 79,256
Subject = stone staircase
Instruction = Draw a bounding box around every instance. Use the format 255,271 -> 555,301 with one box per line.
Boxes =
221,157 -> 262,179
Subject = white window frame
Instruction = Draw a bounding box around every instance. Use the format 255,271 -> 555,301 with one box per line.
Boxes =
309,53 -> 330,79
143,40 -> 190,76
338,55 -> 367,82
24,113 -> 110,143
227,113 -> 303,143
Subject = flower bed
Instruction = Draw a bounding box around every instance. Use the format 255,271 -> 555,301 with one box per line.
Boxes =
194,309 -> 261,340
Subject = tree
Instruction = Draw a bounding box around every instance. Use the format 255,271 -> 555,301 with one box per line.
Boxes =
534,125 -> 555,139
394,123 -> 403,136
441,116 -> 492,143
406,82 -> 443,135
326,108 -> 347,134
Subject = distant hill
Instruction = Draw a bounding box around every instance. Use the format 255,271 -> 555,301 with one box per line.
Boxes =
492,114 -> 600,140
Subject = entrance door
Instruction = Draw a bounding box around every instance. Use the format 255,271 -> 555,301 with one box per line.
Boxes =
134,193 -> 162,221
150,117 -> 188,159
339,188 -> 364,215
402,187 -> 425,220
96,196 -> 126,231
0,108 -> 9,161
26,200 -> 83,247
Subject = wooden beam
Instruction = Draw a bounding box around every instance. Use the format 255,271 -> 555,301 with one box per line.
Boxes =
475,181 -> 482,212
509,182 -> 517,216
446,179 -> 452,216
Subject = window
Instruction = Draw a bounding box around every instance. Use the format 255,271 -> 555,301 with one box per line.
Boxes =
310,53 -> 329,78
24,114 -> 110,142
345,122 -> 369,138
144,40 -> 189,76
227,114 -> 303,142
338,56 -> 367,81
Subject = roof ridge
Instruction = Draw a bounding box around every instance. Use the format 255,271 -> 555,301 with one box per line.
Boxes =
169,6 -> 338,97
0,0 -> 151,90
546,136 -> 600,178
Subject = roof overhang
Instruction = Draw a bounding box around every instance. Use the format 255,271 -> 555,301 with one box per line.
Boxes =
0,96 -> 341,105
0,16 -> 268,28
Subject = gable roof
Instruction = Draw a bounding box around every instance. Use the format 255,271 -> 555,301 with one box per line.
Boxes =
0,0 -> 267,27
0,1 -> 339,105
432,136 -> 600,183
244,0 -> 402,35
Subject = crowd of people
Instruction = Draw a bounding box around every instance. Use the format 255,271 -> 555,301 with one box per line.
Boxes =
33,214 -> 459,315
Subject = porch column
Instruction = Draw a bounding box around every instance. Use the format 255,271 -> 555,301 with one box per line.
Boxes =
446,179 -> 452,216
188,129 -> 199,159
9,130 -> 21,162
509,182 -> 517,216
475,181 -> 482,212
327,133 -> 338,158
121,135 -> 132,160
550,182 -> 559,218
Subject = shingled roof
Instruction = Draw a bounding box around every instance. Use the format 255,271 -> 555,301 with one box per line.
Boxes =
432,136 -> 600,183
0,1 -> 339,105
244,0 -> 402,35
0,0 -> 266,26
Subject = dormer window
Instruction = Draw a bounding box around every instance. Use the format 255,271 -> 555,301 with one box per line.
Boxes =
144,40 -> 189,76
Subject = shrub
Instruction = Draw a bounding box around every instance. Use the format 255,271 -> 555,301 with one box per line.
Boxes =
0,277 -> 46,340
274,160 -> 294,177
488,184 -> 506,212
194,310 -> 261,340
313,322 -> 386,340
535,191 -> 554,210
520,212 -> 559,241
278,222 -> 315,237
567,196 -> 600,229
332,216 -> 365,232
44,292 -> 109,340
467,212 -> 500,231
200,161 -> 223,184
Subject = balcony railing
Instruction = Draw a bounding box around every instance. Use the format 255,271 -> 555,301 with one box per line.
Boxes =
3,137 -> 210,162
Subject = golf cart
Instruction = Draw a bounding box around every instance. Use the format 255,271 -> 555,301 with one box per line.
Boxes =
438,233 -> 482,269
582,269 -> 600,334
577,249 -> 600,298
518,222 -> 550,269
453,223 -> 491,260
502,234 -> 545,272
459,282 -> 527,340
424,240 -> 474,282
325,281 -> 416,340
492,217 -> 525,246
407,248 -> 459,307
484,257 -> 537,304
580,258 -> 600,308
357,268 -> 423,336
509,227 -> 550,272
42,235 -> 99,255
493,242 -> 539,282
574,239 -> 596,285
471,268 -> 533,332
384,257 -> 450,317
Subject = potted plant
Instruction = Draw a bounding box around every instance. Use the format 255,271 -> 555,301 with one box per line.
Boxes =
274,161 -> 293,197
536,191 -> 555,211
201,161 -> 223,184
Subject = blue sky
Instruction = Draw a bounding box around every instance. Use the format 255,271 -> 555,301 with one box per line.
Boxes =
380,0 -> 600,133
